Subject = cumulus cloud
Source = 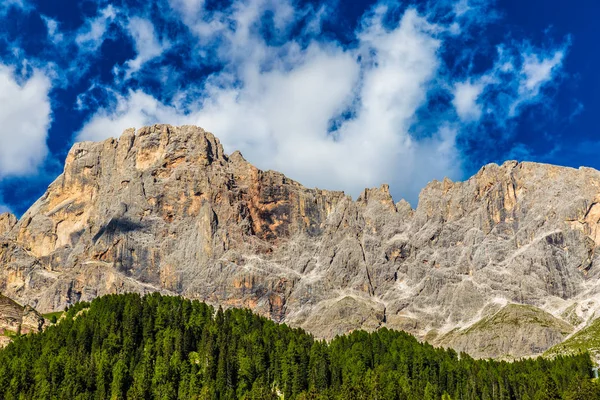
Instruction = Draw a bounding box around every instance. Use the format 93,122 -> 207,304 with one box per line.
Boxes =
76,0 -> 567,204
0,64 -> 52,178
79,90 -> 185,141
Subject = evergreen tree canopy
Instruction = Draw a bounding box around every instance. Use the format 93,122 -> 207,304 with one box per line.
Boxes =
0,293 -> 597,400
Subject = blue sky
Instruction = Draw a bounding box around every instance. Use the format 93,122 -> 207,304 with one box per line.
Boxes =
0,0 -> 597,215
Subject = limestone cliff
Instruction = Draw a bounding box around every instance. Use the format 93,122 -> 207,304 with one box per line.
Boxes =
2,124 -> 600,358
0,293 -> 46,347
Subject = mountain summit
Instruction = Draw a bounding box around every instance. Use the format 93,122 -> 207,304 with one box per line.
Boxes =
1,124 -> 599,358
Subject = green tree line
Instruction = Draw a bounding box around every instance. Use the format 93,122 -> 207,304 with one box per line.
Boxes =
0,293 -> 598,399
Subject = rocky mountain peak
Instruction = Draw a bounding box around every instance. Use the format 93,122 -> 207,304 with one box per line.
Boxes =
1,124 -> 600,359
65,124 -> 227,173
357,184 -> 397,211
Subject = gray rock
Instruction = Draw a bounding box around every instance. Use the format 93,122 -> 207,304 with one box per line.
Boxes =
435,304 -> 574,360
1,124 -> 600,358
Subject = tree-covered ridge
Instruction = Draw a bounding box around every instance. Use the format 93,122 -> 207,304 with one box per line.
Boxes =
0,293 -> 598,400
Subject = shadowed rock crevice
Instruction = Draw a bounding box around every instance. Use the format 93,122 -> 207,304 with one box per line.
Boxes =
92,218 -> 144,243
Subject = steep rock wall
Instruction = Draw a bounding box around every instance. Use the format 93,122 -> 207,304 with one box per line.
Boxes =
1,124 -> 600,358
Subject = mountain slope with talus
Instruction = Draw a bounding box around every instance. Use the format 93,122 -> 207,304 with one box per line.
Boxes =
1,124 -> 600,359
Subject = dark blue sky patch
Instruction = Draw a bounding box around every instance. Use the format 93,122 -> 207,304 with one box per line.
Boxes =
30,0 -> 87,30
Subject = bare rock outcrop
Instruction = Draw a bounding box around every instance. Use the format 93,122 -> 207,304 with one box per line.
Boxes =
0,213 -> 16,237
435,304 -> 574,359
0,293 -> 46,347
2,124 -> 600,358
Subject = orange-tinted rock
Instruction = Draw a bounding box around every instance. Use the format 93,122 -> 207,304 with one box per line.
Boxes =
0,213 -> 16,238
0,294 -> 46,346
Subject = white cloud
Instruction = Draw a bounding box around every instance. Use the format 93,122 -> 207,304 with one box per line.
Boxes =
451,43 -> 567,125
453,81 -> 485,122
453,0 -> 471,16
121,17 -> 170,79
76,0 -> 566,204
168,0 -> 306,57
0,0 -> 25,15
43,16 -> 64,44
168,0 -> 204,18
78,90 -> 185,142
521,50 -> 564,92
78,3 -> 461,203
75,5 -> 117,52
74,9 -> 170,81
510,49 -> 564,116
0,64 -> 52,178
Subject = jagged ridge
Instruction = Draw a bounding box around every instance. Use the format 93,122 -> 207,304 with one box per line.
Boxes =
1,124 -> 600,358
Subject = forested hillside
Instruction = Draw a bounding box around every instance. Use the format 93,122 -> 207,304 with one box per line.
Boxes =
0,293 -> 598,400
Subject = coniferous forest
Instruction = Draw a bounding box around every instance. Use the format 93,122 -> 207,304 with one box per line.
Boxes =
0,293 -> 598,400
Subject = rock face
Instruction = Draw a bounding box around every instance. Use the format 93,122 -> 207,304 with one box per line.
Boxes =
435,304 -> 574,359
0,293 -> 46,347
2,124 -> 600,358
0,213 -> 17,237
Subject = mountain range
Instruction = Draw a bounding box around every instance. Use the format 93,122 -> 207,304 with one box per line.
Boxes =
1,124 -> 599,359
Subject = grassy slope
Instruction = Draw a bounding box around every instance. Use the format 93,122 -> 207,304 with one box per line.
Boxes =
436,304 -> 574,359
42,311 -> 64,321
545,316 -> 600,361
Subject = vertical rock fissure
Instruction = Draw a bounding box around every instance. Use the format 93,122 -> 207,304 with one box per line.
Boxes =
359,240 -> 375,296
